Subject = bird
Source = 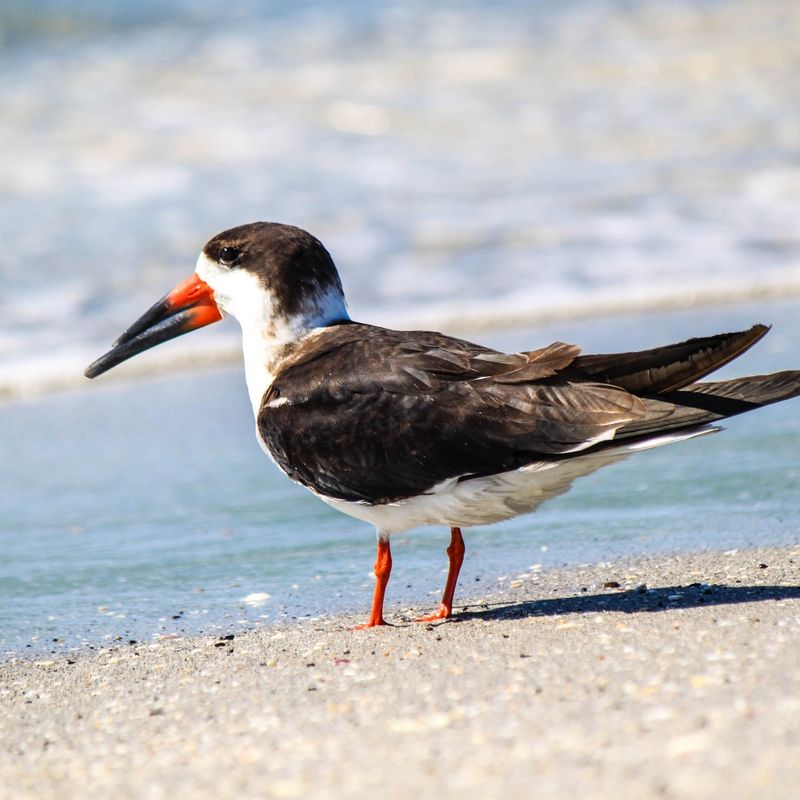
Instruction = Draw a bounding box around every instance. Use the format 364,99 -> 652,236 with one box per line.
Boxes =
85,221 -> 800,628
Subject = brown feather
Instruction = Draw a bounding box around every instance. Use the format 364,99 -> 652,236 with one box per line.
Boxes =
255,320 -> 798,505
573,325 -> 769,394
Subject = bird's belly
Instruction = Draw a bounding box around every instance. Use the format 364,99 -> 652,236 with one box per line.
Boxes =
316,447 -> 634,534
312,426 -> 717,534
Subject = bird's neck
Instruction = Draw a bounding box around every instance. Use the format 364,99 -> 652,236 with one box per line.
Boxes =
237,287 -> 350,416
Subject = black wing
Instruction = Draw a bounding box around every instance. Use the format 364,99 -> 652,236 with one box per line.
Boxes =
258,324 -> 642,503
257,322 -> 797,504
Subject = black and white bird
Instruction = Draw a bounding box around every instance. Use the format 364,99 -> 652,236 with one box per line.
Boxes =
85,222 -> 800,627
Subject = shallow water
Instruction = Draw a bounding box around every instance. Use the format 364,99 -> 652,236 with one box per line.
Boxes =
2,300 -> 799,656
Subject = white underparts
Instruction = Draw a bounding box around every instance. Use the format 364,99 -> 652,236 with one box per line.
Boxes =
317,426 -> 718,535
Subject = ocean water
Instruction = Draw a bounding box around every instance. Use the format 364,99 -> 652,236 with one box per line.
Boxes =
2,1 -> 800,655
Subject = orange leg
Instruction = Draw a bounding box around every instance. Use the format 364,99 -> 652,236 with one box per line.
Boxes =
416,527 -> 466,622
352,537 -> 392,630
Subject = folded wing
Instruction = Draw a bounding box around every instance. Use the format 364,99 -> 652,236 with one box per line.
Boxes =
258,322 -> 799,505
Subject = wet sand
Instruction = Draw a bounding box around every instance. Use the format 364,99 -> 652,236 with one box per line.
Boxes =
2,545 -> 799,800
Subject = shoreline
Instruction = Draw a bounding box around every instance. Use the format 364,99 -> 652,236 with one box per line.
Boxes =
5,532 -> 799,662
3,544 -> 799,799
4,289 -> 800,404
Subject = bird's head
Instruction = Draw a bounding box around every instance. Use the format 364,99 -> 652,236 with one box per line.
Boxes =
85,222 -> 349,379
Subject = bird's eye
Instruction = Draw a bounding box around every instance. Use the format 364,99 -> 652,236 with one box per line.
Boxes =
218,246 -> 241,267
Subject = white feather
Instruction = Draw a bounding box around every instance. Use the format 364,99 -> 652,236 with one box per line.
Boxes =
317,426 -> 718,534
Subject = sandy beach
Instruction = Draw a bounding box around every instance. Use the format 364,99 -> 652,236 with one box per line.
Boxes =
2,544 -> 798,800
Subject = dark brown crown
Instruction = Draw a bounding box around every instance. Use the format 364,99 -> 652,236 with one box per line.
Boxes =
203,222 -> 346,318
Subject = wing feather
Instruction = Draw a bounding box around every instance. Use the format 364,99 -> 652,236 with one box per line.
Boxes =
573,325 -> 768,393
259,325 -> 642,502
257,322 -> 786,505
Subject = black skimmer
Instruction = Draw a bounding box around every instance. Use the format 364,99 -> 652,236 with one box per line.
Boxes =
85,222 -> 800,627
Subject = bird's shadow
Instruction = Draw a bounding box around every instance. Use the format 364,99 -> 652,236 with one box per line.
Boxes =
452,582 -> 800,622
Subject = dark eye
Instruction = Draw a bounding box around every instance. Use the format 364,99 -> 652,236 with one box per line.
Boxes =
218,246 -> 241,267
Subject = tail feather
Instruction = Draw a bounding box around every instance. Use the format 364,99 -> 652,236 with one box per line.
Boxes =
684,370 -> 800,406
617,370 -> 800,440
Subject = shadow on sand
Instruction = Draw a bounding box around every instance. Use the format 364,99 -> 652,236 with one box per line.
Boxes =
453,582 -> 800,622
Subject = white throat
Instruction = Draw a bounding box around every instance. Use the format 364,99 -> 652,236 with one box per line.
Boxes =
195,253 -> 349,416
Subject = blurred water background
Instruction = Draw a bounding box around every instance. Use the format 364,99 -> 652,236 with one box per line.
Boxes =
1,0 -> 799,655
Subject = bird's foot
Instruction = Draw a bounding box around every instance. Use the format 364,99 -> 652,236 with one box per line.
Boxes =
414,604 -> 451,623
350,617 -> 389,631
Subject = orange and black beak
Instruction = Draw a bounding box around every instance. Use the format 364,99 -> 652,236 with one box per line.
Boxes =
84,273 -> 222,379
